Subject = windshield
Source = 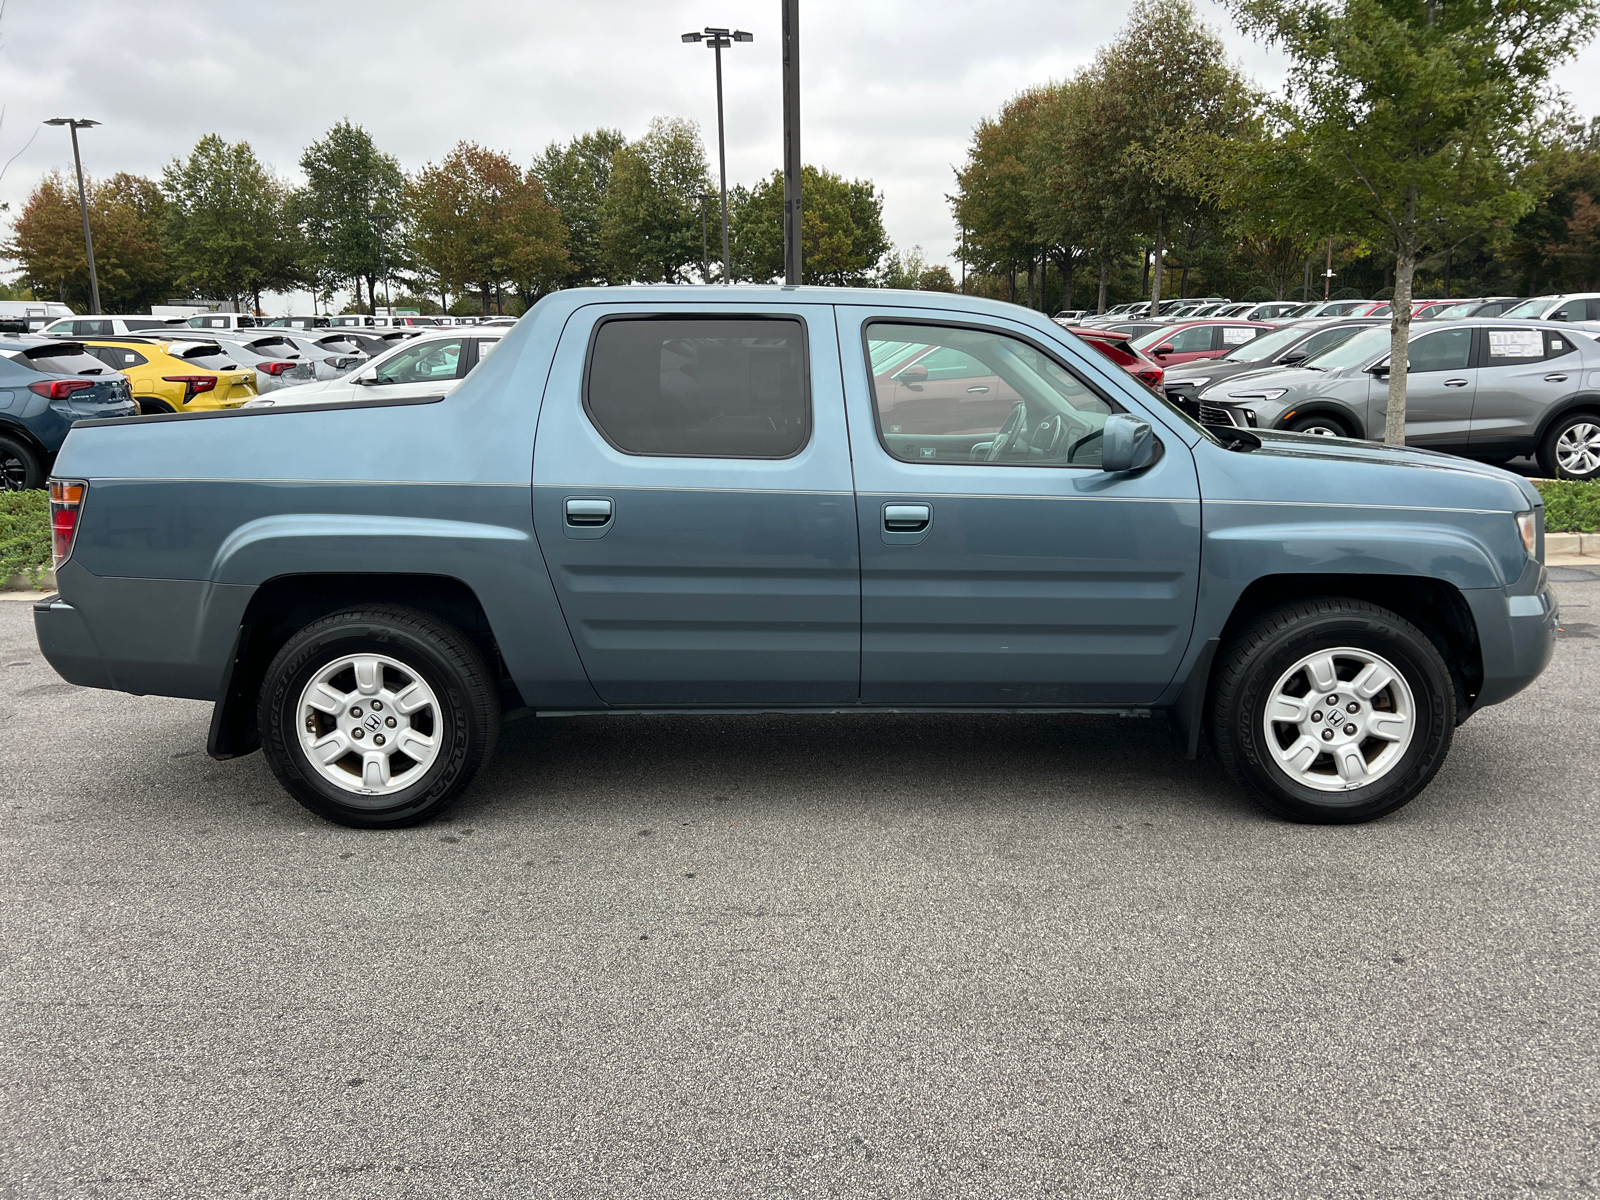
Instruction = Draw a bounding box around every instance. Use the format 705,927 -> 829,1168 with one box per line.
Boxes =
1503,297 -> 1553,318
1221,324 -> 1309,362
1302,324 -> 1391,370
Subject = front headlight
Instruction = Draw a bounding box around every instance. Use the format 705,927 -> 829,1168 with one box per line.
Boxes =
1227,388 -> 1288,400
1516,510 -> 1537,557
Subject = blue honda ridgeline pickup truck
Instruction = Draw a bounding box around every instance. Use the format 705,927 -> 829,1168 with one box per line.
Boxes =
34,288 -> 1558,828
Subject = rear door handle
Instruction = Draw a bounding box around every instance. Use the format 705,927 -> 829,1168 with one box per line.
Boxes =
883,503 -> 931,532
1443,378 -> 1470,387
966,386 -> 990,394
565,497 -> 613,526
1545,373 -> 1569,382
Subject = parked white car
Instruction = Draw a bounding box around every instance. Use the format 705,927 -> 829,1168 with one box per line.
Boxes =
241,330 -> 502,408
42,314 -> 186,337
208,331 -> 318,392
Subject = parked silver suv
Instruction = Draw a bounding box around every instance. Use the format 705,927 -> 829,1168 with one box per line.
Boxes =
1196,319 -> 1600,478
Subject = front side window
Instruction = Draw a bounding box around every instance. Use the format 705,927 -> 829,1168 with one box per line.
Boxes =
585,317 -> 808,458
867,322 -> 1117,467
1408,328 -> 1473,372
372,338 -> 463,385
1295,324 -> 1368,361
1138,324 -> 1216,354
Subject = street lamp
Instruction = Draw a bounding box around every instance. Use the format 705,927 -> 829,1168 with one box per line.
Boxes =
44,118 -> 102,315
682,25 -> 752,286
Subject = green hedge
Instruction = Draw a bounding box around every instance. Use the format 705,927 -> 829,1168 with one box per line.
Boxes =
1534,479 -> 1600,533
1,489 -> 50,587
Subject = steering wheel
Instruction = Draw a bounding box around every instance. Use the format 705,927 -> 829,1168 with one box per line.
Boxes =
985,402 -> 1028,462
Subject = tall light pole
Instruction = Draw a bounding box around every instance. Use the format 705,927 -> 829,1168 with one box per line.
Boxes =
781,0 -> 801,285
682,26 -> 752,286
44,118 -> 102,315
696,192 -> 717,282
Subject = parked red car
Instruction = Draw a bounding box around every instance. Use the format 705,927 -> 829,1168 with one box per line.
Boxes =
1065,326 -> 1164,389
1131,319 -> 1277,366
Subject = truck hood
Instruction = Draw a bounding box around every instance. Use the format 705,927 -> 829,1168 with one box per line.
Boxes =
1238,426 -> 1544,510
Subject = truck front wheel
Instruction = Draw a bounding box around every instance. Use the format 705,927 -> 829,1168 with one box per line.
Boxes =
1210,598 -> 1454,823
258,605 -> 500,828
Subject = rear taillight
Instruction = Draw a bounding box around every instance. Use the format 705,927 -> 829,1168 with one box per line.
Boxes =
28,378 -> 96,400
259,360 -> 298,376
1138,367 -> 1163,386
50,479 -> 86,569
162,375 -> 218,402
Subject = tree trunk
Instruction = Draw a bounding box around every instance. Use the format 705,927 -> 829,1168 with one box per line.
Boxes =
1302,258 -> 1311,301
1179,262 -> 1189,300
1008,268 -> 1016,304
366,276 -> 378,315
1443,247 -> 1452,298
1385,191 -> 1419,447
1026,258 -> 1035,309
481,285 -> 490,316
1059,253 -> 1076,312
1148,215 -> 1165,320
1140,244 -> 1150,301
1097,252 -> 1110,314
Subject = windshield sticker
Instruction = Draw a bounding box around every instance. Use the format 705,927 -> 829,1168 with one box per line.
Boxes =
1489,330 -> 1543,358
1221,327 -> 1256,345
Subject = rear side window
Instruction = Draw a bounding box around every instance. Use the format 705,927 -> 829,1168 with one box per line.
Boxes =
1484,328 -> 1547,366
585,317 -> 809,458
176,344 -> 238,370
73,320 -> 114,337
124,319 -> 172,332
84,345 -> 147,369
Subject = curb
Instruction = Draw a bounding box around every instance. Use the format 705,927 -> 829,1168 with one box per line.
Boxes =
2,568 -> 55,594
1545,532 -> 1600,557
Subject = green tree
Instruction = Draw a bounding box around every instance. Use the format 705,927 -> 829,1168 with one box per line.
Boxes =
406,141 -> 567,315
953,88 -> 1047,303
533,128 -> 627,287
599,117 -> 712,283
1229,0 -> 1600,444
1094,0 -> 1256,318
294,121 -> 406,314
730,164 -> 890,285
162,135 -> 301,312
5,170 -> 172,312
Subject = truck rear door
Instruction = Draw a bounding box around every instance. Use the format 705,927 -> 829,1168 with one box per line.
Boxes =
531,302 -> 860,706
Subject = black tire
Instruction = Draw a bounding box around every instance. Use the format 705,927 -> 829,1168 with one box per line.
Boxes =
258,605 -> 500,828
1286,413 -> 1352,438
0,434 -> 43,491
1210,598 -> 1455,824
1536,410 -> 1600,480
137,398 -> 176,416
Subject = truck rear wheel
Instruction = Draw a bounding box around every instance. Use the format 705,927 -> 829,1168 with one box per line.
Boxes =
1210,598 -> 1454,823
258,605 -> 500,828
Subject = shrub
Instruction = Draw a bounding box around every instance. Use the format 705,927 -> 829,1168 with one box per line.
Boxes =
1535,478 -> 1600,532
1241,285 -> 1275,302
1,489 -> 51,587
1330,286 -> 1364,301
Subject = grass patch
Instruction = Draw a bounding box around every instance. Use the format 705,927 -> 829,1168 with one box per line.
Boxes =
1535,478 -> 1600,533
0,489 -> 51,586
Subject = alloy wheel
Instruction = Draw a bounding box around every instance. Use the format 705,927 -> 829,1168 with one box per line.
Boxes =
1263,647 -> 1415,794
1555,421 -> 1600,477
296,653 -> 441,803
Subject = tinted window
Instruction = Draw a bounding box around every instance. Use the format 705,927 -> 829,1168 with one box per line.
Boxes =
1546,331 -> 1576,360
124,319 -> 173,331
1408,328 -> 1472,372
586,318 -> 808,458
1295,325 -> 1367,360
84,345 -> 145,369
174,344 -> 238,370
866,322 -> 1116,467
22,344 -> 109,374
1552,299 -> 1587,322
73,320 -> 114,336
1144,325 -> 1217,354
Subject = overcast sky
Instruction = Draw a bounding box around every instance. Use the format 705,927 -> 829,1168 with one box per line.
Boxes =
6,0 -> 1600,311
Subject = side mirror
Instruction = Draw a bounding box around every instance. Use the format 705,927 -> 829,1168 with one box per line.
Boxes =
1278,351 -> 1307,365
1152,344 -> 1176,357
1367,361 -> 1390,376
1101,414 -> 1156,472
898,364 -> 928,383
352,372 -> 377,385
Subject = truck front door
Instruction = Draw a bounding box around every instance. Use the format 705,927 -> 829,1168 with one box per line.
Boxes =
837,307 -> 1202,706
531,305 -> 859,706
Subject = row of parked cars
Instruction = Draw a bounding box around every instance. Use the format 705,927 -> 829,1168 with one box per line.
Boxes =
0,315 -> 510,490
1047,293 -> 1600,480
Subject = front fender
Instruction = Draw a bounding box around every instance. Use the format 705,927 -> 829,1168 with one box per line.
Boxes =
1204,519 -> 1510,591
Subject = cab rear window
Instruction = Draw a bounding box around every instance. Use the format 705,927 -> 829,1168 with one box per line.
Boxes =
585,317 -> 809,458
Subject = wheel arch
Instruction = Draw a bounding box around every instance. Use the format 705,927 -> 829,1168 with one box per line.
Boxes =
0,417 -> 51,460
1273,401 -> 1364,437
1217,573 -> 1482,719
208,572 -> 523,760
1531,393 -> 1600,447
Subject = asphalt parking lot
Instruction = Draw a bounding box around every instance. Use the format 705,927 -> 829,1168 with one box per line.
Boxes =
2,573 -> 1597,1200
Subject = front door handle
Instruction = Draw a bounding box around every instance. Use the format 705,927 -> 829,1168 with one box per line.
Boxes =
883,503 -> 931,532
1545,373 -> 1569,382
1443,378 -> 1470,387
565,497 -> 613,526
966,386 -> 990,394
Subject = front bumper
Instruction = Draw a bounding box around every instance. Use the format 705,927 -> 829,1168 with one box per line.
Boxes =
1463,559 -> 1559,712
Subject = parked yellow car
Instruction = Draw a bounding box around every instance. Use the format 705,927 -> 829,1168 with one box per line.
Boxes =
79,337 -> 257,413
